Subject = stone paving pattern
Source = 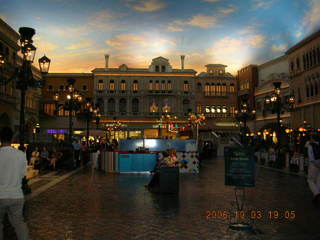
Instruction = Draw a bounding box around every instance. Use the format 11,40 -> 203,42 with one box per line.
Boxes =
4,158 -> 320,240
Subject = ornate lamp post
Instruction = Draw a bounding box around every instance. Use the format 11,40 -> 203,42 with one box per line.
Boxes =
235,98 -> 256,145
263,81 -> 295,167
0,27 -> 51,149
53,78 -> 83,145
188,112 -> 206,142
83,98 -> 100,146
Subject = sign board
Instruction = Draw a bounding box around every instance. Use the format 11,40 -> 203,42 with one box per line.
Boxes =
224,147 -> 255,187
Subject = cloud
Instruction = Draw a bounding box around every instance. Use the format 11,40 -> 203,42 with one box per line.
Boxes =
303,0 -> 320,32
187,14 -> 217,28
219,5 -> 236,15
295,32 -> 302,38
49,9 -> 124,38
205,34 -> 266,73
252,0 -> 274,9
239,25 -> 260,35
33,36 -> 58,55
271,43 -> 288,53
126,0 -> 166,12
106,33 -> 176,56
202,0 -> 220,2
66,39 -> 94,50
167,24 -> 184,32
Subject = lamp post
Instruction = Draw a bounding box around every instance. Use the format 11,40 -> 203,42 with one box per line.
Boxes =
188,112 -> 206,143
53,78 -> 83,145
0,27 -> 51,149
83,98 -> 100,147
235,98 -> 256,145
264,81 -> 295,167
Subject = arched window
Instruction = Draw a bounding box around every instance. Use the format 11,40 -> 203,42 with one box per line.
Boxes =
120,80 -> 126,91
133,80 -> 139,91
183,99 -> 189,113
167,80 -> 172,90
310,80 -> 314,96
216,83 -> 221,96
205,83 -> 210,96
210,83 -> 216,96
229,83 -> 235,93
97,80 -> 104,91
303,54 -> 306,70
161,80 -> 166,90
132,98 -> 139,113
149,80 -> 153,90
119,98 -> 127,113
183,81 -> 189,92
221,83 -> 227,96
306,84 -> 310,98
109,80 -> 115,91
155,81 -> 159,90
108,98 -> 115,113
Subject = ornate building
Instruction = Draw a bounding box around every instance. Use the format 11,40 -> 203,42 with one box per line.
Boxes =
195,64 -> 237,141
92,55 -> 196,139
286,30 -> 320,129
0,18 -> 42,143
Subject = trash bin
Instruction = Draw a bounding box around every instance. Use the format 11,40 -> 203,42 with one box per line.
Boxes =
160,167 -> 179,194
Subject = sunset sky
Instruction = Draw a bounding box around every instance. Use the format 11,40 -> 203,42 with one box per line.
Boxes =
1,0 -> 320,74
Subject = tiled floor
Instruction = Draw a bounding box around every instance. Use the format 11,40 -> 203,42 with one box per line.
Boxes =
4,158 -> 320,240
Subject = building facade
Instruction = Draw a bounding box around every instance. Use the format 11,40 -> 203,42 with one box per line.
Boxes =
286,30 -> 320,129
40,73 -> 94,142
92,55 -> 196,139
0,18 -> 42,143
195,64 -> 237,141
251,55 -> 291,133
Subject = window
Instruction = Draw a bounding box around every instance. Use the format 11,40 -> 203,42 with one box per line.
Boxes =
216,83 -> 221,96
108,98 -> 115,113
44,103 -> 55,116
306,84 -> 309,97
196,104 -> 202,113
120,80 -> 126,91
155,81 -> 159,90
221,83 -> 227,96
155,65 -> 159,72
82,85 -> 87,91
303,54 -> 306,70
229,83 -> 235,93
204,83 -> 210,96
119,98 -> 127,113
183,99 -> 189,113
167,81 -> 172,90
210,83 -> 216,96
133,80 -> 138,91
109,80 -> 115,91
183,81 -> 189,92
149,80 -> 153,90
98,80 -> 104,91
161,80 -> 166,90
132,98 -> 139,113
296,57 -> 300,69
48,85 -> 53,91
230,106 -> 236,114
58,108 -> 65,116
150,103 -> 158,112
310,81 -> 314,96
59,85 -> 65,91
97,98 -> 104,113
161,65 -> 166,72
315,80 -> 318,95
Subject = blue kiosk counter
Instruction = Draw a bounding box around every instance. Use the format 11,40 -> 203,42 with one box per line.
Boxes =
98,139 -> 199,174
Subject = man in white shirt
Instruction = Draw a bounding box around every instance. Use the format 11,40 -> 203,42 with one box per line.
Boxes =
0,127 -> 29,240
305,135 -> 320,205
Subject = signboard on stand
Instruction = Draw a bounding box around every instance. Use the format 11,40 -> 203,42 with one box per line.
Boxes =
224,147 -> 255,187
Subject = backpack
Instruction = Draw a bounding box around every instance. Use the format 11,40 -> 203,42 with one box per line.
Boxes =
311,142 -> 320,160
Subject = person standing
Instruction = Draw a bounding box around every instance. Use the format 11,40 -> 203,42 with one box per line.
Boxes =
305,135 -> 320,204
72,139 -> 81,168
0,127 -> 29,240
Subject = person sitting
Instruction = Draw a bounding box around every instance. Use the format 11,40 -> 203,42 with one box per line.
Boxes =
146,151 -> 170,192
49,148 -> 62,170
30,147 -> 40,167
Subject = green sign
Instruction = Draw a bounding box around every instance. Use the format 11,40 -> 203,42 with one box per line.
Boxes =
224,147 -> 255,187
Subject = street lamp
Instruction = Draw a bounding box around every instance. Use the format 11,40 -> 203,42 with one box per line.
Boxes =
53,78 -> 83,145
235,98 -> 256,145
188,112 -> 206,142
263,81 -> 295,167
0,27 -> 51,149
83,98 -> 100,146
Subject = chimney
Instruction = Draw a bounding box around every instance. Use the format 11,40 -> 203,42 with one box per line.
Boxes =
180,55 -> 185,70
104,54 -> 109,68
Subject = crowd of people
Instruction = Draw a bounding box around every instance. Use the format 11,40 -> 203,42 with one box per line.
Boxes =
29,146 -> 63,171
